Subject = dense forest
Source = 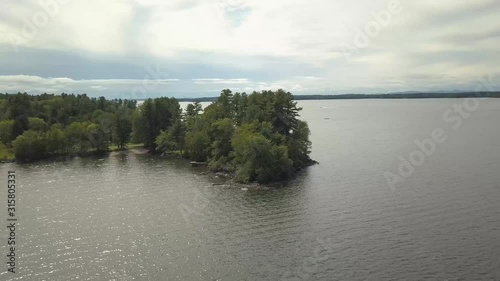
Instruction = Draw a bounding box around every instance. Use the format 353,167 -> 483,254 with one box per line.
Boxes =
0,90 -> 315,183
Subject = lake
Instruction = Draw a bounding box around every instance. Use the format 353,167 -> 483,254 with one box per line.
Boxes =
1,99 -> 499,280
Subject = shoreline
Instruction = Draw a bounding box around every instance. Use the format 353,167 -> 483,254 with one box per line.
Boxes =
1,149 -> 268,188
2,145 -> 316,187
1,144 -> 147,164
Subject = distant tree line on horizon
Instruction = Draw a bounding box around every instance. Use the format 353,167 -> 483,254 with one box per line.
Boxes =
0,90 -> 315,183
175,91 -> 500,102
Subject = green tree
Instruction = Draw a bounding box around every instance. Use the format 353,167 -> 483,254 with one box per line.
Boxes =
12,130 -> 46,161
130,109 -> 144,144
46,124 -> 67,155
217,89 -> 234,119
139,97 -> 182,151
113,107 -> 132,149
185,127 -> 210,162
233,92 -> 248,125
168,120 -> 185,153
0,120 -> 14,145
66,122 -> 91,154
92,110 -> 115,136
186,101 -> 202,118
286,120 -> 314,168
28,117 -> 48,132
269,89 -> 300,136
155,130 -> 177,154
208,118 -> 235,171
231,126 -> 293,183
87,123 -> 109,153
8,93 -> 31,138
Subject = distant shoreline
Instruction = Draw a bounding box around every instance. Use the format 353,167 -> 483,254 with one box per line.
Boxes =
174,92 -> 500,102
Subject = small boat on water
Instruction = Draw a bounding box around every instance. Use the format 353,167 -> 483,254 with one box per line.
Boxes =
191,161 -> 208,167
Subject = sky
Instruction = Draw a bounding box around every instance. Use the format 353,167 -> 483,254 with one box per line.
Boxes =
0,0 -> 499,99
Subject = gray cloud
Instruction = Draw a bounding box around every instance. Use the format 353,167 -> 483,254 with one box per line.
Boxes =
0,0 -> 498,97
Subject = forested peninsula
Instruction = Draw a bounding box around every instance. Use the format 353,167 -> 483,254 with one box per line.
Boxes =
0,90 -> 315,183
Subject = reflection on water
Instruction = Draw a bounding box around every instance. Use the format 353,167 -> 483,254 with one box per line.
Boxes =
1,99 -> 500,280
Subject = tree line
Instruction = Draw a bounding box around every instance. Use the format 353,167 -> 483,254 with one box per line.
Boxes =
0,90 -> 315,183
0,93 -> 137,161
175,91 -> 500,102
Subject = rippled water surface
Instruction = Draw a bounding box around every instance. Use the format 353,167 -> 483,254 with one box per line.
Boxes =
1,99 -> 500,280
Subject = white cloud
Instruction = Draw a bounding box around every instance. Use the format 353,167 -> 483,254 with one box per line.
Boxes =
0,75 -> 180,97
192,78 -> 250,84
0,0 -> 135,54
90,85 -> 107,90
295,76 -> 322,80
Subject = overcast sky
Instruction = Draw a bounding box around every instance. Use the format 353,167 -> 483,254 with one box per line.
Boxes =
0,0 -> 498,98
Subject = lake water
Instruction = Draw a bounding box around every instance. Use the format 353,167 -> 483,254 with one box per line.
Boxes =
1,99 -> 499,280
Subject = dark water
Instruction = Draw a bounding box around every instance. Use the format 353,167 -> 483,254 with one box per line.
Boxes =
1,99 -> 500,280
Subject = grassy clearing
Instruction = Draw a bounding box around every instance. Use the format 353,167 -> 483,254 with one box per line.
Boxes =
0,143 -> 14,161
109,143 -> 144,152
